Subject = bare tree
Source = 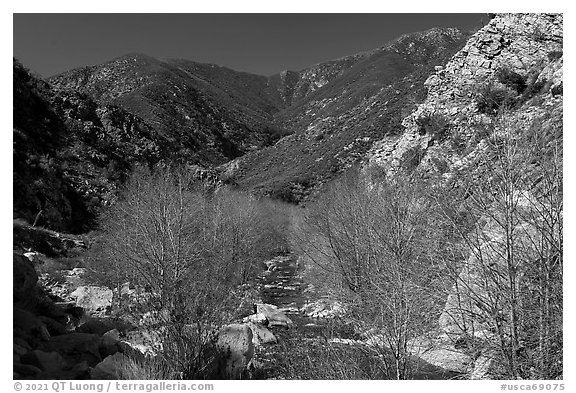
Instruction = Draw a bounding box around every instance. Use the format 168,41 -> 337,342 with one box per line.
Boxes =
90,165 -> 285,378
435,113 -> 562,379
295,171 -> 452,379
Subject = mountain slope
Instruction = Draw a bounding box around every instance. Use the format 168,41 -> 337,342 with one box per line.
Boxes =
15,25 -> 476,231
13,58 -> 170,232
222,28 -> 471,201
49,54 -> 290,165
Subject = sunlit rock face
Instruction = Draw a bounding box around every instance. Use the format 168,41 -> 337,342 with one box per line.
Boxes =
366,13 -> 563,181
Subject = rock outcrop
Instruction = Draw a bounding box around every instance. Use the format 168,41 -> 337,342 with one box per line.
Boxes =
70,286 -> 113,316
12,226 -> 146,380
365,13 -> 563,379
367,13 -> 563,180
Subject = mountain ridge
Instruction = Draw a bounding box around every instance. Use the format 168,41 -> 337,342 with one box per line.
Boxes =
16,25 -> 474,229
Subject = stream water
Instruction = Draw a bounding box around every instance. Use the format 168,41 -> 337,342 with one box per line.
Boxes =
256,254 -> 328,335
253,254 -> 461,380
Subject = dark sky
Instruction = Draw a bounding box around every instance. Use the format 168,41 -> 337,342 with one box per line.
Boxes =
14,14 -> 484,78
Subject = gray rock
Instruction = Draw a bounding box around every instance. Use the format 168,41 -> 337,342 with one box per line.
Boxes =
301,299 -> 346,319
21,350 -> 68,373
100,329 -> 121,357
216,323 -> 254,379
419,346 -> 471,374
14,362 -> 42,377
255,303 -> 293,328
23,251 -> 47,265
77,318 -> 115,335
14,307 -> 50,345
103,328 -> 120,341
41,333 -> 103,366
242,313 -> 268,325
122,329 -> 163,357
38,315 -> 67,336
245,322 -> 277,346
13,343 -> 29,356
70,286 -> 113,316
91,352 -> 129,380
13,253 -> 39,310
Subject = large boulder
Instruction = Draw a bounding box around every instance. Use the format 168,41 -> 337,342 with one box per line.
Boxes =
242,313 -> 268,325
14,362 -> 42,377
13,252 -> 39,310
418,345 -> 472,374
301,299 -> 346,319
38,315 -> 67,336
76,317 -> 134,336
92,352 -> 130,379
41,333 -> 105,366
122,329 -> 163,357
255,303 -> 293,328
23,251 -> 48,266
14,307 -> 50,347
216,323 -> 254,379
20,350 -> 68,374
245,322 -> 277,347
70,286 -> 113,316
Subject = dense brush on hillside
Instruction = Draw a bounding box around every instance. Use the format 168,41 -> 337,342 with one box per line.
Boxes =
14,59 -> 165,232
222,28 -> 470,202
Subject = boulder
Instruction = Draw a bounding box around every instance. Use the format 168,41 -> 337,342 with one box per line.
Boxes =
122,329 -> 162,357
13,253 -> 39,310
419,346 -> 471,374
91,352 -> 129,380
70,286 -> 113,316
38,315 -> 67,336
13,343 -> 29,357
103,328 -> 120,341
41,333 -> 103,366
242,313 -> 268,325
255,303 -> 293,328
301,299 -> 346,319
408,335 -> 472,374
245,322 -> 277,346
14,307 -> 50,345
76,318 -> 115,335
14,362 -> 42,377
14,337 -> 32,351
20,350 -> 68,373
23,251 -> 47,266
216,323 -> 254,379
100,329 -> 122,357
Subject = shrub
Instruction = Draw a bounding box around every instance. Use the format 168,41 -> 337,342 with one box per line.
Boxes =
496,68 -> 527,94
476,84 -> 515,115
551,84 -> 563,96
415,113 -> 451,141
547,51 -> 563,61
89,165 -> 289,377
401,145 -> 425,172
450,131 -> 467,154
293,172 -> 454,379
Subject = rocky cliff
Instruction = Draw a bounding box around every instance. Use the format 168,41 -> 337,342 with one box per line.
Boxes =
364,13 -> 563,379
366,13 -> 562,179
